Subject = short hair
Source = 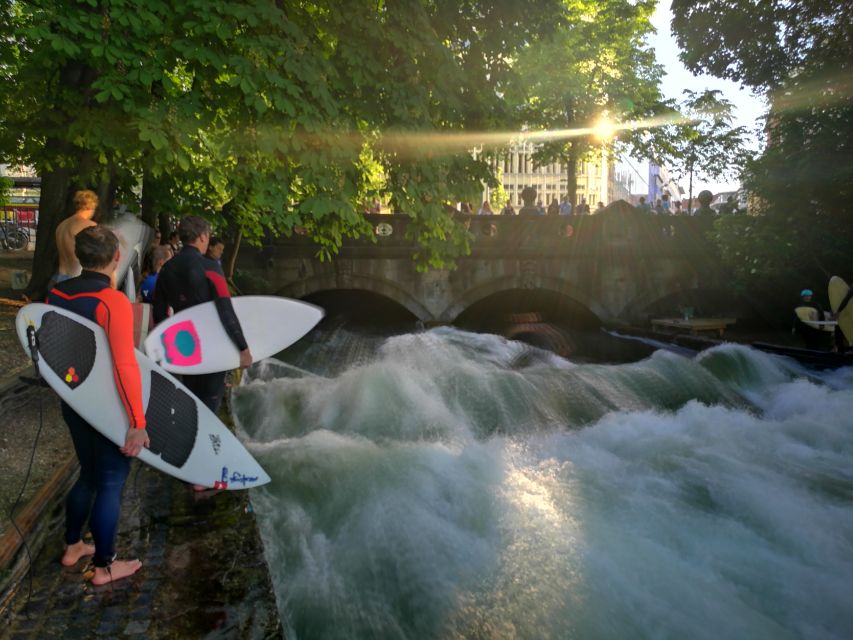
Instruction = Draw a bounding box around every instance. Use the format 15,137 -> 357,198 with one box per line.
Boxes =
72,190 -> 99,212
178,215 -> 210,244
75,226 -> 118,269
208,236 -> 224,248
150,244 -> 172,265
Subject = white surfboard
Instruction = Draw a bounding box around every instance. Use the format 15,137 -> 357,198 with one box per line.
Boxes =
794,306 -> 837,333
144,296 -> 324,375
828,276 -> 853,343
16,304 -> 270,490
108,214 -> 153,299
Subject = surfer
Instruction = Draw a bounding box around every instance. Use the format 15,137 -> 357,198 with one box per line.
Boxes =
793,288 -> 832,350
152,215 -> 253,413
53,190 -> 98,285
48,225 -> 150,585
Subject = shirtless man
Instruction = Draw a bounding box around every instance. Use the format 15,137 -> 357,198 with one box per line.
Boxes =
55,190 -> 99,283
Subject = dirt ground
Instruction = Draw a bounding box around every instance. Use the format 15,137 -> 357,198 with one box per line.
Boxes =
0,287 -> 72,538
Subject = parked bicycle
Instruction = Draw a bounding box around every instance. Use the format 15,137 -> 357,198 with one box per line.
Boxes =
0,221 -> 30,251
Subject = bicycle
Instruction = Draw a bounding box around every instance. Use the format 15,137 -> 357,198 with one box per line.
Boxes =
0,221 -> 30,251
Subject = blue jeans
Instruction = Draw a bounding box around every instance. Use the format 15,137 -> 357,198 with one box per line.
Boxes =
61,402 -> 130,568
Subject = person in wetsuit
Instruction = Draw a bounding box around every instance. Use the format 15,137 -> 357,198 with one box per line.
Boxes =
793,288 -> 833,350
152,215 -> 252,413
47,226 -> 149,585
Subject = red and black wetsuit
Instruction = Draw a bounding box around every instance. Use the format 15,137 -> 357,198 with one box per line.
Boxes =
48,270 -> 146,568
152,245 -> 247,411
49,271 -> 146,428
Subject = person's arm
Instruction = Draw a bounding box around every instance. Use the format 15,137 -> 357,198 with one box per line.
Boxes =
204,263 -> 252,367
95,292 -> 149,456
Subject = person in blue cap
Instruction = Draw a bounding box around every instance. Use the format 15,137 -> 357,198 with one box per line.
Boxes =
793,288 -> 831,349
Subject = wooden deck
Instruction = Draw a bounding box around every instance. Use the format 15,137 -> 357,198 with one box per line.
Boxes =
651,317 -> 736,337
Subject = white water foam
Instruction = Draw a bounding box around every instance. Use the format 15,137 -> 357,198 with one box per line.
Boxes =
234,330 -> 853,639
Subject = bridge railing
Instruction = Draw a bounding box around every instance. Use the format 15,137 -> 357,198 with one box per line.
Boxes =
268,211 -> 718,258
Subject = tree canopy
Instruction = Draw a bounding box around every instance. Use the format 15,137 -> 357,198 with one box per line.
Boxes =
1,0 -> 676,295
672,0 -> 853,290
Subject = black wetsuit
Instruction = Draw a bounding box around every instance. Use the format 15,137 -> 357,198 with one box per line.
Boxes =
152,246 -> 247,412
794,302 -> 832,350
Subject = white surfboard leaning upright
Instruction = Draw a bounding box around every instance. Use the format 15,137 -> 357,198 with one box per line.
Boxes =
829,276 -> 853,343
108,213 -> 153,299
16,303 -> 270,490
144,296 -> 324,375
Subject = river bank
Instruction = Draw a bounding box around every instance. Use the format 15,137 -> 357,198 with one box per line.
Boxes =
0,291 -> 282,638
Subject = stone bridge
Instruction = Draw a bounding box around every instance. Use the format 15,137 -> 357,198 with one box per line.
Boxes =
235,209 -> 726,324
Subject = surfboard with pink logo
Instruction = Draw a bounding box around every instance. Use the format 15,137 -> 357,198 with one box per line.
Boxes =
144,296 -> 324,375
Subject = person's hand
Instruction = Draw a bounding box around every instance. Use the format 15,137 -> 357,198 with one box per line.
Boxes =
239,348 -> 253,369
121,428 -> 150,458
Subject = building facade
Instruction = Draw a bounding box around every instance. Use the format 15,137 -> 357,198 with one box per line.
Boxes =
481,143 -> 632,211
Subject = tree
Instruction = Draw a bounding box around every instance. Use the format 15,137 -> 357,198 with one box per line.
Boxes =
1,0 -> 574,296
654,90 -> 748,214
514,0 -> 667,207
672,0 -> 853,287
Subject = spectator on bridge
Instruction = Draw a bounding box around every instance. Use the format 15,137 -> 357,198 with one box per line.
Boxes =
559,196 -> 572,216
500,200 -> 516,215
519,187 -> 539,216
536,200 -> 546,215
595,202 -> 605,214
637,196 -> 652,213
674,200 -> 683,215
576,198 -> 589,215
547,198 -> 559,216
654,199 -> 665,215
662,193 -> 671,214
478,201 -> 494,215
460,202 -> 472,214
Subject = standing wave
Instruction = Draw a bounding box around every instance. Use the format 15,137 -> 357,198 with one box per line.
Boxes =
233,329 -> 853,640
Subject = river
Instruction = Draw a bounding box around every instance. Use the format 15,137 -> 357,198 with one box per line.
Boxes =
232,324 -> 853,640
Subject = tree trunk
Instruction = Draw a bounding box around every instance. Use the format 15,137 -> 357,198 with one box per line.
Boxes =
223,228 -> 242,284
141,165 -> 158,229
566,144 -> 578,208
688,163 -> 694,216
23,60 -> 100,299
25,160 -> 74,299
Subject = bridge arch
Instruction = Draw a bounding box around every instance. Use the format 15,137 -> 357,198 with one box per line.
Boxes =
275,273 -> 433,322
440,275 -> 609,323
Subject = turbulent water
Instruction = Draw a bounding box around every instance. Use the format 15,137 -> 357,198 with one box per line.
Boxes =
232,327 -> 853,640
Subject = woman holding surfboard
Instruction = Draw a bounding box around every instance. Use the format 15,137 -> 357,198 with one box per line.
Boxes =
47,226 -> 148,585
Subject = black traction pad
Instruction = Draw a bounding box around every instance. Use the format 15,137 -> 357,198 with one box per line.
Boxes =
145,371 -> 198,468
37,312 -> 96,390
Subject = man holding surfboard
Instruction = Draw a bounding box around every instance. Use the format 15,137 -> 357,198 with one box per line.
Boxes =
48,225 -> 149,585
152,215 -> 253,413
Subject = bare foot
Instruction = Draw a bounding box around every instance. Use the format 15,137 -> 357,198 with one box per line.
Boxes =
61,540 -> 95,567
91,559 -> 142,585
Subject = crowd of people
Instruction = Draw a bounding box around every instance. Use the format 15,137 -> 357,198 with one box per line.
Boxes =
48,190 -> 251,586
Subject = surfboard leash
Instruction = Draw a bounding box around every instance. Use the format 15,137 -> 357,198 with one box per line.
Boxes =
6,326 -> 45,611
